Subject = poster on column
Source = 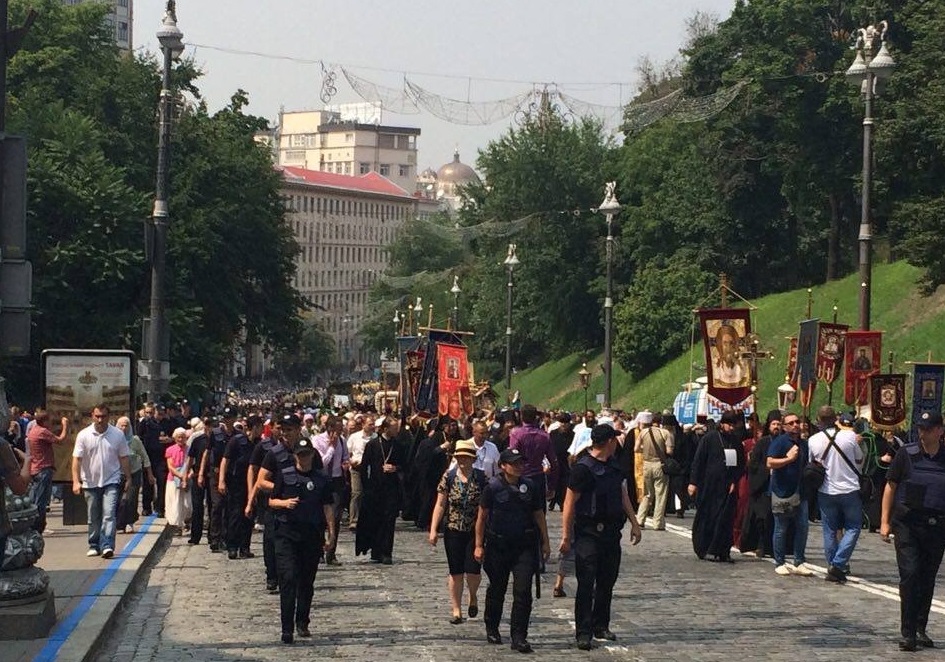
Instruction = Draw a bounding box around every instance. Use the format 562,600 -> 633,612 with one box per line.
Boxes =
844,330 -> 882,406
698,308 -> 752,406
42,349 -> 136,483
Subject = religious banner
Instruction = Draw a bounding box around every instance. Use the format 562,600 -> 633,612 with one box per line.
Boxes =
786,337 -> 799,389
911,363 -> 945,439
699,308 -> 752,406
414,330 -> 463,416
397,336 -> 421,413
816,322 -> 849,385
436,343 -> 474,418
871,374 -> 907,430
796,319 -> 820,391
844,330 -> 882,406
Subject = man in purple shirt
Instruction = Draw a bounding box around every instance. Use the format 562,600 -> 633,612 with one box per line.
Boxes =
313,416 -> 349,565
509,404 -> 559,512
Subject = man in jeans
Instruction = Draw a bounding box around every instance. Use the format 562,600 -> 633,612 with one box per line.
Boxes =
72,404 -> 131,559
766,412 -> 814,576
808,405 -> 863,583
26,409 -> 69,534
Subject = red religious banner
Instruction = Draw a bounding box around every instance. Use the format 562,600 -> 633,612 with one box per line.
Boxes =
786,337 -> 799,389
871,374 -> 907,430
699,308 -> 753,406
844,330 -> 882,406
816,322 -> 849,385
436,343 -> 473,419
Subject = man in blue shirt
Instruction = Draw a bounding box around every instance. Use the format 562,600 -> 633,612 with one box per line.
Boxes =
766,412 -> 814,577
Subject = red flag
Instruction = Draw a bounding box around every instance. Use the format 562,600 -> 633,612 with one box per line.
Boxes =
436,343 -> 473,418
844,330 -> 882,406
699,308 -> 753,406
816,323 -> 849,385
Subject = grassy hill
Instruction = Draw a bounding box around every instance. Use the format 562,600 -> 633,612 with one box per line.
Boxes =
495,261 -> 945,415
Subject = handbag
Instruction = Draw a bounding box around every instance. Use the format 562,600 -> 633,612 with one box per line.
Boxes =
802,433 -> 833,500
647,429 -> 683,476
770,491 -> 801,516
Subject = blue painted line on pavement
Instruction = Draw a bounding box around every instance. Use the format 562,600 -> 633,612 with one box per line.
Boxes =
32,514 -> 159,662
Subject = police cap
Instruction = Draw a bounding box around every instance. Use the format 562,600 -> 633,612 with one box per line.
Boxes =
295,437 -> 316,454
499,448 -> 524,465
917,411 -> 944,429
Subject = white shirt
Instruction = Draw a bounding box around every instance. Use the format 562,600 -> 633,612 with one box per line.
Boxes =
346,430 -> 370,465
73,423 -> 130,488
808,426 -> 863,496
474,440 -> 500,479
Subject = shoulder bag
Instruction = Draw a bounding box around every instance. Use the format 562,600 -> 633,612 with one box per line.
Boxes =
648,429 -> 683,476
827,435 -> 873,503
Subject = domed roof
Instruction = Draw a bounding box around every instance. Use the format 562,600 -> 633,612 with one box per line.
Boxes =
436,150 -> 479,185
419,166 -> 438,179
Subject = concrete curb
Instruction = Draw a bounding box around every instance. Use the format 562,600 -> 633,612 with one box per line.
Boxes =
39,518 -> 172,662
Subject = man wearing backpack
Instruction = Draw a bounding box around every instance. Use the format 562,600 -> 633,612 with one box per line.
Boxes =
808,405 -> 864,583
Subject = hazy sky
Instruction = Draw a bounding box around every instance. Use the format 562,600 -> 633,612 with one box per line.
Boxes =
133,1 -> 736,173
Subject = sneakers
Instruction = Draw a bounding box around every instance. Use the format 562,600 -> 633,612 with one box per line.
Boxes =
124,525 -> 134,534
790,563 -> 814,577
102,548 -> 114,559
86,548 -> 100,557
775,564 -> 792,576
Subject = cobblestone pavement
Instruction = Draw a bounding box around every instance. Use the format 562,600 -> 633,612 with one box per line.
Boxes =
95,509 -> 945,662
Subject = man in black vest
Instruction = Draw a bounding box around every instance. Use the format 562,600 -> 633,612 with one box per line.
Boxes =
560,424 -> 642,650
220,414 -> 260,559
881,410 -> 945,652
247,416 -> 283,592
201,408 -> 235,552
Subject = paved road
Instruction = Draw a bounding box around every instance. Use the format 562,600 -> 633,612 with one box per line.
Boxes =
95,509 -> 944,662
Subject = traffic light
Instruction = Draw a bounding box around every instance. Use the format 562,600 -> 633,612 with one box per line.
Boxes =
0,135 -> 31,356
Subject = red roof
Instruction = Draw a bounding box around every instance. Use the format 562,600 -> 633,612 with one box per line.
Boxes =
279,166 -> 412,199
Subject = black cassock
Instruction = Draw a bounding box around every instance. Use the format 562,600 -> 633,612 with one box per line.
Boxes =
739,435 -> 775,556
690,429 -> 744,560
406,433 -> 447,528
355,434 -> 405,558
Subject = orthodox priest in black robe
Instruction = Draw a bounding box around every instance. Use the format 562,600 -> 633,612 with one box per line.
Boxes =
356,416 -> 406,564
688,411 -> 745,562
738,411 -> 781,556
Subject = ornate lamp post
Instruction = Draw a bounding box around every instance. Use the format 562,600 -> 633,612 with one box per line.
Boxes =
450,275 -> 462,330
413,297 -> 423,336
392,310 -> 401,341
145,1 -> 185,400
578,362 -> 590,412
777,378 -> 797,412
503,243 -> 520,399
597,183 -> 621,408
846,21 -> 895,331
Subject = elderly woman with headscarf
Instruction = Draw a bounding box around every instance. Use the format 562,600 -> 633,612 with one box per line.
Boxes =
164,427 -> 192,534
116,416 -> 155,533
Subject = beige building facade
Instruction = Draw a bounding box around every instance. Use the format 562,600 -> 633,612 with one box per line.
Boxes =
276,109 -> 421,194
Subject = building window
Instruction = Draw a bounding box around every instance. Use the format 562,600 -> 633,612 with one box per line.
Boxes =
342,162 -> 351,175
399,165 -> 410,178
345,133 -> 354,143
117,21 -> 129,42
290,134 -> 306,148
379,164 -> 390,177
359,162 -> 370,175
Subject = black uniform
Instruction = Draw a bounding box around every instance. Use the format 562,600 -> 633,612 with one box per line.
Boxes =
186,430 -> 209,545
570,454 -> 627,643
206,424 -> 229,551
262,444 -> 332,640
223,429 -> 254,556
887,441 -> 945,644
249,436 -> 279,586
480,474 -> 543,647
137,416 -> 164,516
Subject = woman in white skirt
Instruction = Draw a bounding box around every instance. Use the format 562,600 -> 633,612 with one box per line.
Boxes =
164,427 -> 192,534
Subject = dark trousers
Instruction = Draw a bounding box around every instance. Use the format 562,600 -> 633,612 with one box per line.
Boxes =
893,517 -> 945,637
483,537 -> 536,642
188,482 -> 206,544
574,530 -> 622,639
263,508 -> 277,582
143,448 -> 167,515
225,484 -> 252,552
525,474 -> 548,513
371,514 -> 397,560
326,476 -> 347,556
273,521 -> 322,635
117,470 -> 142,530
207,468 -> 227,548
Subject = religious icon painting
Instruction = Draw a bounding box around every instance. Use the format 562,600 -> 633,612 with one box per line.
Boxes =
699,308 -> 752,406
871,374 -> 906,430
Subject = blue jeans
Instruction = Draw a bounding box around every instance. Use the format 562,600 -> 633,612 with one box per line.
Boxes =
85,484 -> 121,553
772,497 -> 809,567
29,467 -> 55,533
819,491 -> 862,570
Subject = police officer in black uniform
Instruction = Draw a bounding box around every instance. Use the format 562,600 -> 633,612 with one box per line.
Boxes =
201,409 -> 234,552
560,424 -> 642,650
219,413 -> 258,559
255,413 -> 334,645
474,448 -> 550,654
881,410 -> 945,652
246,416 -> 281,592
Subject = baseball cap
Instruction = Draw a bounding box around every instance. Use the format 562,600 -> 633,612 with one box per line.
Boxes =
916,411 -> 944,429
499,448 -> 524,464
295,437 -> 316,454
280,412 -> 302,427
591,423 -> 618,445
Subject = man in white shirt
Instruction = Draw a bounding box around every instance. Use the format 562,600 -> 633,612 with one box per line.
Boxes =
72,404 -> 132,559
346,415 -> 374,530
471,421 -> 500,479
807,405 -> 864,583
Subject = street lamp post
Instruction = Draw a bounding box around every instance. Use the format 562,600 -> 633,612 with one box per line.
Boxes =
413,297 -> 423,336
845,21 -> 895,331
146,1 -> 184,400
597,183 -> 621,409
504,244 -> 520,399
392,310 -> 401,341
578,362 -> 590,412
450,275 -> 462,330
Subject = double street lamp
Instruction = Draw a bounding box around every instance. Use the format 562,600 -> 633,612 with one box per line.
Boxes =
845,21 -> 895,331
597,183 -> 621,409
145,0 -> 184,400
504,244 -> 520,398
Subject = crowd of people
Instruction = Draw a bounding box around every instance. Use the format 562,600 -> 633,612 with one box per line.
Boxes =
2,394 -> 944,654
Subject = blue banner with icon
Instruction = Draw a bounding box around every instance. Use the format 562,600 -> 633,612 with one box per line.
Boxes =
911,363 -> 944,440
